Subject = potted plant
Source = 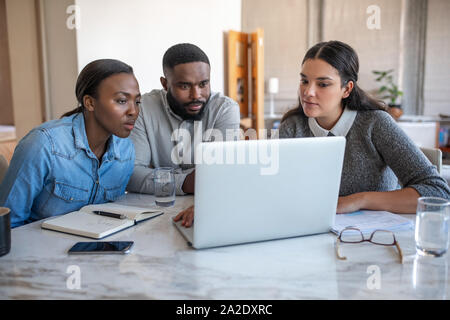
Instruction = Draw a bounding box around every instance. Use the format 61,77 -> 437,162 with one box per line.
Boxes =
372,69 -> 403,119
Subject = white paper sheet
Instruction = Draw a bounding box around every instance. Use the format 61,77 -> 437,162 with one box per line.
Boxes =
332,210 -> 414,235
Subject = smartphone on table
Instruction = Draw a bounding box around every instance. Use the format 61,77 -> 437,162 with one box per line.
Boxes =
68,241 -> 134,255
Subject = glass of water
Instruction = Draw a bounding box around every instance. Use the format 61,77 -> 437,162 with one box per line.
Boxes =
153,167 -> 175,207
415,197 -> 450,257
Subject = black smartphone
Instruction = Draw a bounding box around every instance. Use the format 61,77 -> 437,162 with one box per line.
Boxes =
68,241 -> 134,255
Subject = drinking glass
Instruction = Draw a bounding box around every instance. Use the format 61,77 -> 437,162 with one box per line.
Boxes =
415,197 -> 450,257
153,167 -> 175,207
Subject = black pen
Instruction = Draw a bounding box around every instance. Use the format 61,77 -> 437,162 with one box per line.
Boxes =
93,211 -> 126,220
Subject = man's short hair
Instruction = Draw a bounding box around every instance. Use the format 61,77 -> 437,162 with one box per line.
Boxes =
162,43 -> 210,75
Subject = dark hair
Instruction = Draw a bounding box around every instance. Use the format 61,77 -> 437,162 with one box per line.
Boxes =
282,40 -> 386,122
162,43 -> 210,75
61,59 -> 134,118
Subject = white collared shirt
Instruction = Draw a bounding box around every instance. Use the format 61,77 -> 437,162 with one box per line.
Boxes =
308,107 -> 358,137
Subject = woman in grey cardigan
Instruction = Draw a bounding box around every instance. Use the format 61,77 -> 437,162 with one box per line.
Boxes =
279,40 -> 450,214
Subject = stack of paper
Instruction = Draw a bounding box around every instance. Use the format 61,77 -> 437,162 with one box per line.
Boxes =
332,210 -> 414,235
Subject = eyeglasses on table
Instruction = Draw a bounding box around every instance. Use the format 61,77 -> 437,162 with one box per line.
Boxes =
335,227 -> 403,263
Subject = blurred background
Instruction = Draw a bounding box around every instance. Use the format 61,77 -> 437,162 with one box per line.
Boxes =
0,0 -> 449,166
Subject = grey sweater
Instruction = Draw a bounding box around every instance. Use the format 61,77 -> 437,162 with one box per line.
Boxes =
279,110 -> 450,199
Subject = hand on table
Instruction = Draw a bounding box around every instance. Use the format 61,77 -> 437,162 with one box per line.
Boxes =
173,205 -> 194,228
336,193 -> 365,214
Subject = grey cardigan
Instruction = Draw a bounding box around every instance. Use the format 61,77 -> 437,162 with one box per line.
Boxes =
279,110 -> 450,199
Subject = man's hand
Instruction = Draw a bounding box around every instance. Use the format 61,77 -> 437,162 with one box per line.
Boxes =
173,205 -> 194,228
182,170 -> 195,194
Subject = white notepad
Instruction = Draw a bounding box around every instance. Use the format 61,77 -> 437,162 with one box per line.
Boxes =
41,202 -> 163,239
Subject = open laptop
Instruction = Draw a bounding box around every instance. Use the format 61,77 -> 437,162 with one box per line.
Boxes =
174,136 -> 346,249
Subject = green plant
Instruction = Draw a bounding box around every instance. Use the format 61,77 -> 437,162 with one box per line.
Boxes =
372,69 -> 403,106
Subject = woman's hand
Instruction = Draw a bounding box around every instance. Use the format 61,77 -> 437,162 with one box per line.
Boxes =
173,205 -> 194,228
336,193 -> 366,214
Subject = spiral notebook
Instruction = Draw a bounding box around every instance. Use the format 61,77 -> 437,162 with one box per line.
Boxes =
41,202 -> 163,239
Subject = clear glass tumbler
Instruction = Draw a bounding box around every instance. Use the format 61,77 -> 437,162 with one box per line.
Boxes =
153,167 -> 175,207
415,197 -> 450,257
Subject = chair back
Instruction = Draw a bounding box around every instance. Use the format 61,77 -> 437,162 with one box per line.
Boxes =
420,147 -> 442,174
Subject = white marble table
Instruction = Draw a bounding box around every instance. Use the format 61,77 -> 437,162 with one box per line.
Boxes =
1,195 -> 449,300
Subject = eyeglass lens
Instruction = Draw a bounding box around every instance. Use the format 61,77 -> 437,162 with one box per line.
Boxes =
370,230 -> 395,245
340,229 -> 395,245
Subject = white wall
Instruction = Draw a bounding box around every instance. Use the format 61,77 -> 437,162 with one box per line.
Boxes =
242,0 -> 404,115
75,0 -> 241,94
322,0 -> 402,96
41,0 -> 78,119
5,0 -> 45,140
242,0 -> 308,114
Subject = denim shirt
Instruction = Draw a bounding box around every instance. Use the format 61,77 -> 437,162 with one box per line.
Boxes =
0,113 -> 135,228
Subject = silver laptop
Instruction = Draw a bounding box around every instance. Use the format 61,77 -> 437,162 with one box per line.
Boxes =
174,136 -> 346,249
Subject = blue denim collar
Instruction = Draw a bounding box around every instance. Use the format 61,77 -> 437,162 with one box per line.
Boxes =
72,113 -> 120,161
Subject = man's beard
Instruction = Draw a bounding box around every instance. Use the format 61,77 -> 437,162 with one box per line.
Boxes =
166,89 -> 210,121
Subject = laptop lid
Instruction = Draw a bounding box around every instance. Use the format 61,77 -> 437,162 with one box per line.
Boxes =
177,136 -> 346,249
